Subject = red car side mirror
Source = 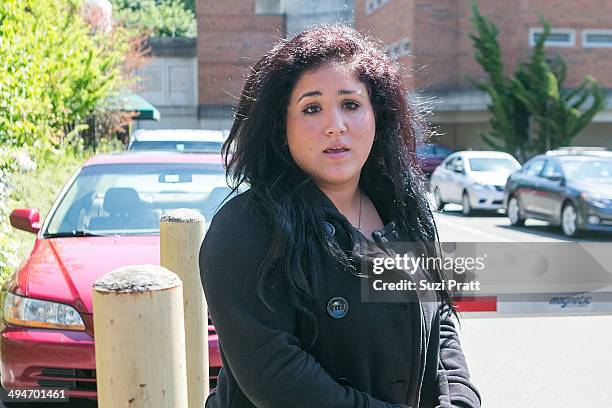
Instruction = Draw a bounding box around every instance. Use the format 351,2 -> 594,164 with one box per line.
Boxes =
9,208 -> 41,234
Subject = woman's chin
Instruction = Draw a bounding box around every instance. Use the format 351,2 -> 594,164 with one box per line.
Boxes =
312,173 -> 360,188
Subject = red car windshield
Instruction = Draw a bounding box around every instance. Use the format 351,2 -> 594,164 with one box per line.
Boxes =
44,162 -> 234,237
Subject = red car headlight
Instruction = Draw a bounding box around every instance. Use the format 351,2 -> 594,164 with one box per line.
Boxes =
3,293 -> 86,331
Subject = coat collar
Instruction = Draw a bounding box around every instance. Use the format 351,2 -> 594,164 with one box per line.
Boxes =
311,183 -> 403,244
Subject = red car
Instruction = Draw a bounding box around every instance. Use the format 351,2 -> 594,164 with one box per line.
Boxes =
1,151 -> 229,401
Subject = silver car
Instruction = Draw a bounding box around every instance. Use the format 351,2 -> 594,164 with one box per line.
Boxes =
128,129 -> 227,153
430,151 -> 521,215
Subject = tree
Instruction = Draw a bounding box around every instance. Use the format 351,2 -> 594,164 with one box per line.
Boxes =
111,0 -> 197,38
469,1 -> 530,161
511,18 -> 605,153
0,0 -> 142,150
470,1 -> 605,161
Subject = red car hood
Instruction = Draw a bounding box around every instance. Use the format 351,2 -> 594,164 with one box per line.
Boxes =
23,236 -> 161,314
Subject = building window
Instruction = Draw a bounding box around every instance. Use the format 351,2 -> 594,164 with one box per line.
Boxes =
402,40 -> 411,53
386,37 -> 410,59
365,0 -> 391,15
529,28 -> 575,47
255,0 -> 282,15
583,30 -> 612,48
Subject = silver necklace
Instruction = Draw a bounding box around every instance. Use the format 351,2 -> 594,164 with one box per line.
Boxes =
357,190 -> 362,231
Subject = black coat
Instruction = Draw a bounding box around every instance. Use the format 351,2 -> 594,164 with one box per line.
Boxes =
200,188 -> 481,408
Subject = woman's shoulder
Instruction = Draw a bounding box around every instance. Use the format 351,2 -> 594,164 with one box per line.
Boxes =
199,190 -> 290,316
206,189 -> 271,238
201,190 -> 273,272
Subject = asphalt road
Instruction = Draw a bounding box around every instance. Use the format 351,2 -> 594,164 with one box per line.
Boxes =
459,314 -> 612,408
436,204 -> 612,407
434,203 -> 612,243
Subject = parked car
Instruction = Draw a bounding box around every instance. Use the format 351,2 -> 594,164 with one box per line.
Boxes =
504,149 -> 612,237
416,143 -> 453,176
128,128 -> 227,153
430,150 -> 521,215
1,151 -> 233,400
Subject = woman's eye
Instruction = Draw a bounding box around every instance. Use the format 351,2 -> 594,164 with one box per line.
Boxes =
302,105 -> 321,115
343,101 -> 360,110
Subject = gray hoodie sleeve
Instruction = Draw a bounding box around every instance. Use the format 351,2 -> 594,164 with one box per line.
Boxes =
436,305 -> 481,408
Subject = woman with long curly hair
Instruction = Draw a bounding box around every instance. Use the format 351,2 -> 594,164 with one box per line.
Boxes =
200,24 -> 481,408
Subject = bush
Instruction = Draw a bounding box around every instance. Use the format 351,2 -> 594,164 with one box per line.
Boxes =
0,0 -> 138,151
111,0 -> 197,38
0,148 -> 19,282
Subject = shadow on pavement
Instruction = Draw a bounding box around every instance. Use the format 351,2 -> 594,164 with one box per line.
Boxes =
438,209 -> 507,218
498,223 -> 612,242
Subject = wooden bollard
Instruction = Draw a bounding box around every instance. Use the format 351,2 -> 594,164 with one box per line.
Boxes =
93,265 -> 188,408
160,209 -> 209,407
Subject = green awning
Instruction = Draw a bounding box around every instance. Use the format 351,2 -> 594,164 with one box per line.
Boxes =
116,91 -> 161,121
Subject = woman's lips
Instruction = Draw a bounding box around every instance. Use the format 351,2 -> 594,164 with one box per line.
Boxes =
323,147 -> 350,159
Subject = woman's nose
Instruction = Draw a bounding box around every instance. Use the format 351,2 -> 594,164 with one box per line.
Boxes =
324,109 -> 347,136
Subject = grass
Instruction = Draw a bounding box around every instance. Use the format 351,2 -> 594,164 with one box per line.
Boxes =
6,154 -> 87,264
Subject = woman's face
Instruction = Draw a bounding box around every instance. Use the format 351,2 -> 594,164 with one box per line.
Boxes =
286,62 -> 376,191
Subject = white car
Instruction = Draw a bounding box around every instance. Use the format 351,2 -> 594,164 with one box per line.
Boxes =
430,151 -> 521,215
128,129 -> 227,153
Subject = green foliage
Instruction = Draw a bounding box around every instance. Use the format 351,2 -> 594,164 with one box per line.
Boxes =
469,1 -> 530,160
181,0 -> 196,14
470,1 -> 605,161
0,148 -> 20,280
111,0 -> 197,38
0,0 -> 134,150
511,18 -> 606,152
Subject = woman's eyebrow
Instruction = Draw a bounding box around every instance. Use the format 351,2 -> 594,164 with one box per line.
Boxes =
296,90 -> 321,103
338,89 -> 359,95
296,89 -> 361,104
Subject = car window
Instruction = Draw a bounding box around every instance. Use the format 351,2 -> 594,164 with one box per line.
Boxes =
444,157 -> 455,170
130,140 -> 223,153
45,162 -> 240,236
523,159 -> 546,177
434,145 -> 453,156
416,144 -> 452,157
541,160 -> 563,179
468,158 -> 519,173
560,158 -> 612,183
454,157 -> 464,172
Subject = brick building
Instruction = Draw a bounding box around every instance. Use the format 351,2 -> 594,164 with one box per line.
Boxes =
196,0 -> 352,129
357,0 -> 612,148
195,0 -> 612,148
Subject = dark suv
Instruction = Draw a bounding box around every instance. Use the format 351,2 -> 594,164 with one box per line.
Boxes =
504,149 -> 612,237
